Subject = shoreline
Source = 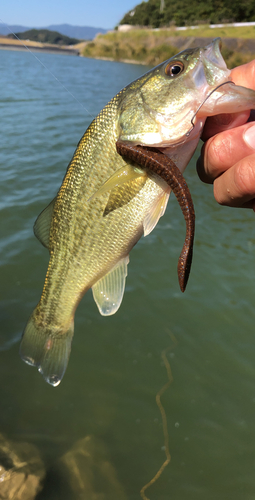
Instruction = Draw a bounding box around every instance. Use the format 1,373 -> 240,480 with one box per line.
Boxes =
83,55 -> 149,65
2,32 -> 255,66
0,37 -> 80,56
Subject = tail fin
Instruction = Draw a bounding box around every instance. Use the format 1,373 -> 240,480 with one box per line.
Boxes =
20,313 -> 74,387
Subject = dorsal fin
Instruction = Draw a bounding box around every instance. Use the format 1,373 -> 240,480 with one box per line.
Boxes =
34,197 -> 56,249
92,256 -> 129,316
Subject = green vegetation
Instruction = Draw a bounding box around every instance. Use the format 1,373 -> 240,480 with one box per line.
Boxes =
174,25 -> 255,38
83,30 -> 177,64
220,46 -> 253,68
7,29 -> 80,46
82,29 -> 255,68
119,0 -> 255,28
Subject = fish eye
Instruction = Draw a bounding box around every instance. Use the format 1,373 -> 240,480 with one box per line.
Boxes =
165,61 -> 184,77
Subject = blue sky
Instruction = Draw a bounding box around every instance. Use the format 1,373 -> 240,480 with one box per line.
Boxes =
0,0 -> 138,30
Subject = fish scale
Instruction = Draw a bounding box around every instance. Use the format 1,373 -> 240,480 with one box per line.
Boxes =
20,87 -> 165,385
20,38 -> 255,386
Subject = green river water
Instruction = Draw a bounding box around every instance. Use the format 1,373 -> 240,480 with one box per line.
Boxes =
0,48 -> 255,499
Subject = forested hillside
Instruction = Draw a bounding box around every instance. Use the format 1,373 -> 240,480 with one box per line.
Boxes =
7,29 -> 80,46
119,0 -> 255,28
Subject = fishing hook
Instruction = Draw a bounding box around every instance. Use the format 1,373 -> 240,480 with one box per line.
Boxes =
186,80 -> 234,136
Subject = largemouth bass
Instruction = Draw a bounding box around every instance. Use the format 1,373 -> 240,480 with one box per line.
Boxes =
20,38 -> 255,386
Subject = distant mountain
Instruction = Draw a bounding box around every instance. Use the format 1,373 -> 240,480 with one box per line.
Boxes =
0,23 -> 108,40
0,24 -> 31,35
46,24 -> 108,40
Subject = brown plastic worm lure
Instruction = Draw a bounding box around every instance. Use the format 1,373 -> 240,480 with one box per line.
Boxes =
116,140 -> 195,292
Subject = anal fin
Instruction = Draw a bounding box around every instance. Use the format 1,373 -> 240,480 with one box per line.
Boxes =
92,256 -> 129,316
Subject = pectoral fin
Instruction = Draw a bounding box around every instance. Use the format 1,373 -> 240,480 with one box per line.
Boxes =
143,187 -> 170,236
92,256 -> 129,316
88,165 -> 146,203
104,175 -> 147,216
88,165 -> 147,216
34,197 -> 56,249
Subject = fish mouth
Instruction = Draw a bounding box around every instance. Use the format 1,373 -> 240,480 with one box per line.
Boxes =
191,38 -> 229,89
194,37 -> 255,118
203,38 -> 228,75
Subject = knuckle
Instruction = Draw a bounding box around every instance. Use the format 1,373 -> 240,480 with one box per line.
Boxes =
208,134 -> 233,168
235,158 -> 255,197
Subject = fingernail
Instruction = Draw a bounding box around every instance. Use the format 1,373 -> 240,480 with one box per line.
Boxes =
243,124 -> 255,150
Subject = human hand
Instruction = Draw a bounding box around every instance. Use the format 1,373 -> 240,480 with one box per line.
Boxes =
197,60 -> 255,210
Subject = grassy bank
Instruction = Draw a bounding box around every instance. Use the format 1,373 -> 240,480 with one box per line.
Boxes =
83,30 -> 177,65
82,27 -> 255,68
174,25 -> 255,38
